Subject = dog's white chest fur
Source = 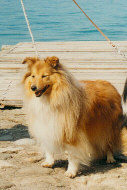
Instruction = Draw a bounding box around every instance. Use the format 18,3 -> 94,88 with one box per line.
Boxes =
25,96 -> 64,153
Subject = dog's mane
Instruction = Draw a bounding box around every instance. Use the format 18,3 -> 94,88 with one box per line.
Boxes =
49,65 -> 85,143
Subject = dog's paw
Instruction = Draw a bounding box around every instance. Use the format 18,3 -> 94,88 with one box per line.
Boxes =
41,161 -> 54,168
65,171 -> 77,178
106,157 -> 116,164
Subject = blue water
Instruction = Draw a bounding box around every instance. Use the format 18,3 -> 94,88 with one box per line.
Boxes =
0,0 -> 127,48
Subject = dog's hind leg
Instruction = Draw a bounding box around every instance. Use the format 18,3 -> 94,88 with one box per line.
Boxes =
41,152 -> 54,168
106,150 -> 116,163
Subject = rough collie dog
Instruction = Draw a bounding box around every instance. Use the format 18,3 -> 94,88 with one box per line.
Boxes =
22,56 -> 123,178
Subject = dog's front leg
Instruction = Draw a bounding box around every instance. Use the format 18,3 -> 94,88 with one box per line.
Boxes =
41,152 -> 54,168
65,154 -> 79,178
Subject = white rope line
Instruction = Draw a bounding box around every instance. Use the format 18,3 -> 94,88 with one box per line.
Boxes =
112,43 -> 127,60
72,0 -> 127,60
0,0 -> 39,107
0,46 -> 15,106
0,81 -> 13,107
1,45 -> 18,57
20,0 -> 39,57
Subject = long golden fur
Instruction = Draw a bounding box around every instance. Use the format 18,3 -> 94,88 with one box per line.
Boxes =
22,56 -> 124,178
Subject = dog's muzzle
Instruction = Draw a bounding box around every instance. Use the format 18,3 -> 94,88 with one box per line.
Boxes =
35,85 -> 50,97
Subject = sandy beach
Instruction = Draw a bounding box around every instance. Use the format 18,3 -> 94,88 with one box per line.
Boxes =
0,108 -> 127,190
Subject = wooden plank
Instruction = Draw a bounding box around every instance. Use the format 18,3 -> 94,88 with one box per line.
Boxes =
0,84 -> 124,99
0,100 -> 22,107
0,41 -> 127,107
0,68 -> 127,73
17,41 -> 127,47
1,57 -> 127,63
1,62 -> 127,69
4,51 -> 125,58
1,65 -> 127,70
0,59 -> 127,64
12,46 -> 127,52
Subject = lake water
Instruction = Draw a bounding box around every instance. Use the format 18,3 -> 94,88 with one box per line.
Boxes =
0,0 -> 127,48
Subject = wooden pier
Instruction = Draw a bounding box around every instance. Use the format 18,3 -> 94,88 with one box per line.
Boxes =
0,41 -> 127,107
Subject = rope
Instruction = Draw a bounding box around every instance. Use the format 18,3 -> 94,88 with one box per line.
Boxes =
72,0 -> 127,60
0,45 -> 15,107
1,0 -> 39,108
20,0 -> 39,57
0,81 -> 13,108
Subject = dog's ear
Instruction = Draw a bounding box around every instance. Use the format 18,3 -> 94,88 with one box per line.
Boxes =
22,57 -> 40,70
22,71 -> 31,84
45,56 -> 59,69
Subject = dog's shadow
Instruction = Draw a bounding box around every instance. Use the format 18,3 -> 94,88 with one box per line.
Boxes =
53,156 -> 127,177
0,124 -> 30,141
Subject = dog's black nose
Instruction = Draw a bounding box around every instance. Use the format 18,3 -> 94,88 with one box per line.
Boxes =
31,85 -> 37,91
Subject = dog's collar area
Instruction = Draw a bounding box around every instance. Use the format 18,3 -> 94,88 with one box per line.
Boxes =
35,85 -> 50,97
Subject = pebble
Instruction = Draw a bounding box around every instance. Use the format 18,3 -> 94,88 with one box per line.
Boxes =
76,176 -> 88,185
18,166 -> 53,175
25,156 -> 42,163
0,180 -> 15,190
0,160 -> 13,168
0,153 -> 13,160
0,147 -> 24,153
27,151 -> 39,156
14,138 -> 35,146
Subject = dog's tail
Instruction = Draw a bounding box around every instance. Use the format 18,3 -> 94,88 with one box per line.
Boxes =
122,79 -> 127,128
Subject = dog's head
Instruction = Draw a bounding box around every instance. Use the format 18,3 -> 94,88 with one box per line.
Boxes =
22,56 -> 60,97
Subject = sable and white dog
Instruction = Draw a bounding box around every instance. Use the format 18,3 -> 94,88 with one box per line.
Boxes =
22,56 -> 123,178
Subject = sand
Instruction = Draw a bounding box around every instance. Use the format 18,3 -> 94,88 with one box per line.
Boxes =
0,108 -> 127,190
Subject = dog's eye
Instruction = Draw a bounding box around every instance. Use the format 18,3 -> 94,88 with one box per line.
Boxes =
42,75 -> 47,78
32,75 -> 35,78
